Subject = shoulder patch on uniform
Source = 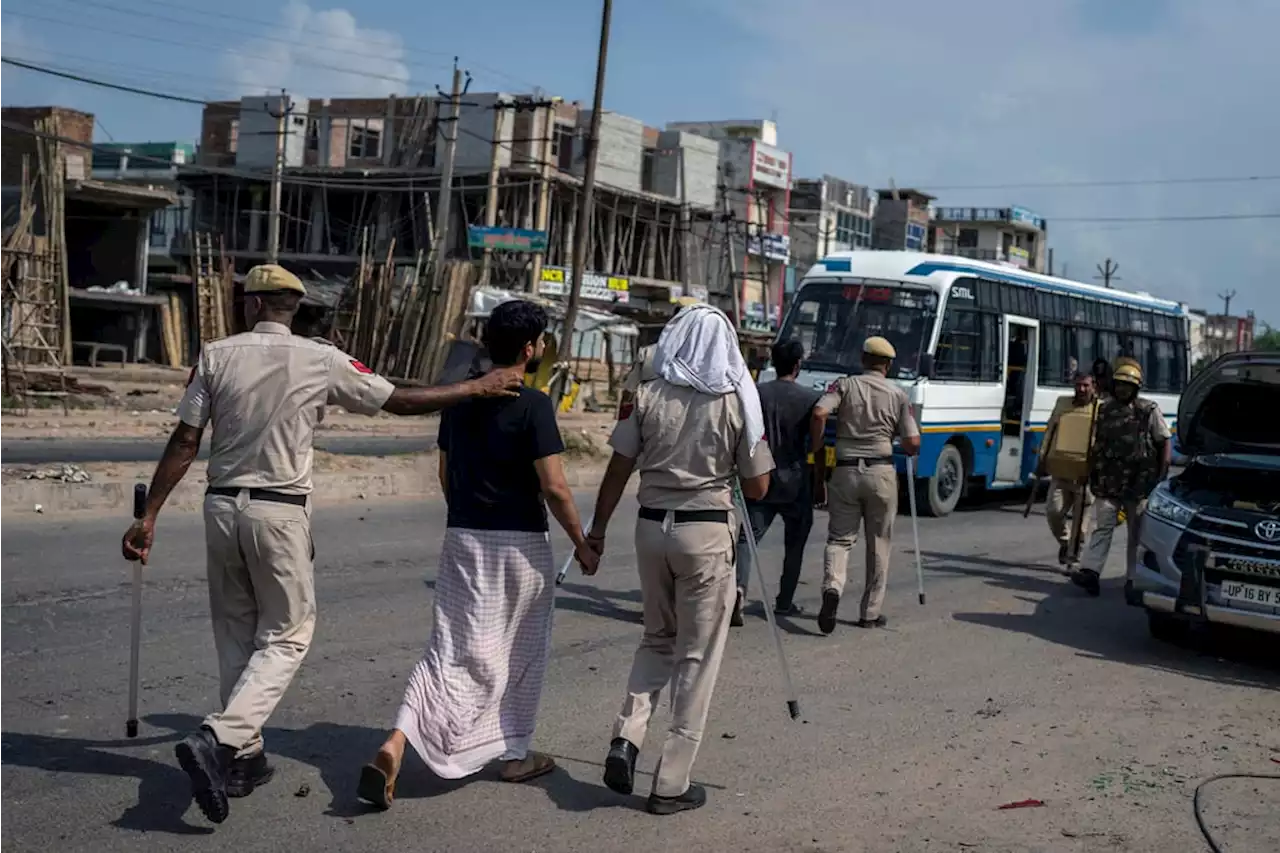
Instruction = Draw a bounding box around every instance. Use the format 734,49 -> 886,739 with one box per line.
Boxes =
825,380 -> 839,394
349,359 -> 373,375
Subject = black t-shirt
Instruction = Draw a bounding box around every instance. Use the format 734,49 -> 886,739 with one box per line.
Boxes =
438,387 -> 565,532
758,379 -> 822,505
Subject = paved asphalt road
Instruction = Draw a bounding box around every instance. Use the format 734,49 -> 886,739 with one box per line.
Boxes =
3,495 -> 1278,853
2,435 -> 433,464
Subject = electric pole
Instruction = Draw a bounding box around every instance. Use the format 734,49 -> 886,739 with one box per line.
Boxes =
1218,289 -> 1237,316
430,61 -> 466,300
560,0 -> 613,373
266,90 -> 289,264
1094,258 -> 1120,289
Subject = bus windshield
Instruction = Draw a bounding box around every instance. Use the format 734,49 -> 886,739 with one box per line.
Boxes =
779,280 -> 938,380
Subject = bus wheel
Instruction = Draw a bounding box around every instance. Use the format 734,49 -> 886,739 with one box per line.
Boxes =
918,444 -> 965,517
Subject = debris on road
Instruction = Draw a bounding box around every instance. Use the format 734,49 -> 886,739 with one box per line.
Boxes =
295,783 -> 311,798
19,464 -> 92,483
997,799 -> 1045,810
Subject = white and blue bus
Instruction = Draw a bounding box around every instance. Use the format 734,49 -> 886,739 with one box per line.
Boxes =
765,251 -> 1189,516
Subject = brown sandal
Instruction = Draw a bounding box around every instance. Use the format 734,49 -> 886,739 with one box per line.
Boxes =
357,749 -> 402,810
500,751 -> 556,783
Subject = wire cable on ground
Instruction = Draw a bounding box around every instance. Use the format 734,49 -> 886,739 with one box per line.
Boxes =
1192,772 -> 1280,853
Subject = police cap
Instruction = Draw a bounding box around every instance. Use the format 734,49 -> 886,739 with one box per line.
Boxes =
244,264 -> 306,295
1113,362 -> 1143,387
862,336 -> 897,359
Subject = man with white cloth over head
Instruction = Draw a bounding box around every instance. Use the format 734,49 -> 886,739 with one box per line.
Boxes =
585,303 -> 774,815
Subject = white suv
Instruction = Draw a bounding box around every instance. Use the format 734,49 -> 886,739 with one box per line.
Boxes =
1127,351 -> 1280,640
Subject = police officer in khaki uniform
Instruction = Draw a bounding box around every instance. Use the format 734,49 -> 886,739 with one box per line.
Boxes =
1072,360 -> 1171,596
810,336 -> 921,635
121,264 -> 523,826
616,342 -> 657,417
585,304 -> 773,816
1037,371 -> 1098,571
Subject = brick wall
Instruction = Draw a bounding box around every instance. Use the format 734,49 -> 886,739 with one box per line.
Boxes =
198,102 -> 240,167
1,106 -> 94,186
200,96 -> 437,169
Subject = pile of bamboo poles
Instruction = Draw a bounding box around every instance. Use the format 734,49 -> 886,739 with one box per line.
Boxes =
327,238 -> 476,384
156,292 -> 187,368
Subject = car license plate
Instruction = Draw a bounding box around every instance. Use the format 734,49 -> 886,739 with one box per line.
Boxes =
1220,579 -> 1279,606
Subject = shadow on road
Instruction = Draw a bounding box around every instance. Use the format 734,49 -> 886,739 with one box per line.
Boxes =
924,550 -> 1280,690
0,728 -> 213,836
2,711 -> 639,833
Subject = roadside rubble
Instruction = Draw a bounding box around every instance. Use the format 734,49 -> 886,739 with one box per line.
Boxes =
17,464 -> 92,484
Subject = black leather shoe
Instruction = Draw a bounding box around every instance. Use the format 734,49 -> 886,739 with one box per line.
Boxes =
818,590 -> 840,635
856,615 -> 888,629
603,738 -> 638,795
774,601 -> 803,617
227,751 -> 276,798
648,782 -> 707,815
174,727 -> 235,824
1077,568 -> 1101,597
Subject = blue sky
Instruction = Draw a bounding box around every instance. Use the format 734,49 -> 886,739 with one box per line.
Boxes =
4,0 -> 1277,324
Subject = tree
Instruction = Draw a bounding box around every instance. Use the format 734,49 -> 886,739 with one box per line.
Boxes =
1254,322 -> 1280,352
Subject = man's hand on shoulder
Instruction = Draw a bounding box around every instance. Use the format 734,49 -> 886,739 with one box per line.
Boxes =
470,365 -> 524,399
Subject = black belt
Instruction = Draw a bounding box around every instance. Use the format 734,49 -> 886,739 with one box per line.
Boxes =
206,487 -> 308,507
835,456 -> 894,468
638,507 -> 730,524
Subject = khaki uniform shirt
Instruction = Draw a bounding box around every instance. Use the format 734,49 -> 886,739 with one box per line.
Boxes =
818,372 -> 919,460
620,345 -> 658,396
177,322 -> 396,494
608,378 -> 775,510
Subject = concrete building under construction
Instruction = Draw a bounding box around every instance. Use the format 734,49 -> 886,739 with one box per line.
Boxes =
182,91 -> 728,320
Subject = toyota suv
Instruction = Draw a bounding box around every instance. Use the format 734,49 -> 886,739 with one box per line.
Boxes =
1127,351 -> 1280,641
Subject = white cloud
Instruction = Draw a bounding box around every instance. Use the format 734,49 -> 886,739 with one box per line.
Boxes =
218,1 -> 410,98
712,0 -> 1280,321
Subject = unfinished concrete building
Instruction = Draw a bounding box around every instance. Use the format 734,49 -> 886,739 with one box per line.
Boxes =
182,92 -> 726,319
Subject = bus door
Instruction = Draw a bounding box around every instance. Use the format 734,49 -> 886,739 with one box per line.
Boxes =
994,316 -> 1039,483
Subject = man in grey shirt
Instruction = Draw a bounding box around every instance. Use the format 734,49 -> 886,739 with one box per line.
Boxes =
733,339 -> 823,625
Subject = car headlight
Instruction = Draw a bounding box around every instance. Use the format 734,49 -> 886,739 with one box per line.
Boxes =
1146,486 -> 1195,528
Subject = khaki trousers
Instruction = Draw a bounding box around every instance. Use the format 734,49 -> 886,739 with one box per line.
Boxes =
202,492 -> 316,758
822,463 -> 897,621
1045,478 -> 1094,560
1080,497 -> 1147,578
614,517 -> 735,798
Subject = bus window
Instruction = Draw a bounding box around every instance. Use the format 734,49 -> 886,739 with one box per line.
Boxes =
1039,323 -> 1070,385
779,281 -> 936,379
1067,327 -> 1095,371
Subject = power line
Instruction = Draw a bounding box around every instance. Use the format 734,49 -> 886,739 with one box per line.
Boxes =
2,56 -> 213,107
2,10 -> 435,89
5,50 -> 398,103
104,0 -> 541,91
1052,213 -> 1280,223
912,174 -> 1280,191
34,0 -> 454,84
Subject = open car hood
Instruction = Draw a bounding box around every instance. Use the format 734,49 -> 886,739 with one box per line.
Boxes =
1177,351 -> 1280,457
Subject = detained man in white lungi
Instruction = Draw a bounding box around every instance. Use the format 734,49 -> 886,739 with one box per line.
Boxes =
357,299 -> 599,810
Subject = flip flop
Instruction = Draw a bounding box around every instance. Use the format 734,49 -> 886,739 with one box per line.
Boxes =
500,751 -> 556,783
357,750 -> 401,811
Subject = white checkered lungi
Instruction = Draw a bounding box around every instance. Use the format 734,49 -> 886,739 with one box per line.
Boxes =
394,527 -> 555,779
